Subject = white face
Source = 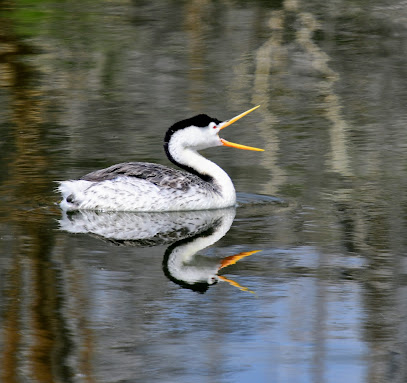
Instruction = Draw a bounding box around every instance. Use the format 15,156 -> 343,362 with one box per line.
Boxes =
207,274 -> 219,285
173,122 -> 223,151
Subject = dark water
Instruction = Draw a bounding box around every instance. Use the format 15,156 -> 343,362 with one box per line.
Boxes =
1,1 -> 407,382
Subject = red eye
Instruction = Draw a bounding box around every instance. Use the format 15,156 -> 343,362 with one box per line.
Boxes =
213,125 -> 217,129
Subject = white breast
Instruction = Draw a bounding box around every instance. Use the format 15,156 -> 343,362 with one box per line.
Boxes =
58,175 -> 236,212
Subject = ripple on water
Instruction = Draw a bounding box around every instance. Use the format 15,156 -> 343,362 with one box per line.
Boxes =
236,192 -> 289,208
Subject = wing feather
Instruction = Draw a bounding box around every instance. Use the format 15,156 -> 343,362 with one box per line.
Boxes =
80,162 -> 210,192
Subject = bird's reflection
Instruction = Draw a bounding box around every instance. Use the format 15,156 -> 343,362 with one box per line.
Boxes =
59,208 -> 259,293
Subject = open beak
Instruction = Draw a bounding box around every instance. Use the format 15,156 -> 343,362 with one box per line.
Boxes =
217,250 -> 261,294
219,105 -> 264,152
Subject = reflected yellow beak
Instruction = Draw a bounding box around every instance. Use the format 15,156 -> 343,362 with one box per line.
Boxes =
218,275 -> 255,294
217,249 -> 261,294
219,250 -> 261,270
218,105 -> 264,151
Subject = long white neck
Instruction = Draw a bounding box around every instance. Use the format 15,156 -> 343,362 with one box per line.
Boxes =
170,143 -> 236,198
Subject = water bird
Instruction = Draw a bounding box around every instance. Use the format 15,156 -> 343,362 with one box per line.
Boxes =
58,105 -> 263,211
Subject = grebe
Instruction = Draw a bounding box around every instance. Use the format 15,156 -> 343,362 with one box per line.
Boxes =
58,106 -> 263,212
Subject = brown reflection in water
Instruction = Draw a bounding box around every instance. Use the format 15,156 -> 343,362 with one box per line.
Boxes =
226,7 -> 288,196
294,7 -> 351,178
0,5 -> 94,382
1,255 -> 22,383
21,229 -> 59,383
184,0 -> 209,112
252,9 -> 287,196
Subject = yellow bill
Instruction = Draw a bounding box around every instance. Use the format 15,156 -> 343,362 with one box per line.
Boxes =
219,105 -> 264,151
218,275 -> 255,294
219,250 -> 262,270
221,139 -> 264,151
219,105 -> 261,130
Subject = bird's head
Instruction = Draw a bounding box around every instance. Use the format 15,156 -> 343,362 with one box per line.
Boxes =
164,105 -> 264,152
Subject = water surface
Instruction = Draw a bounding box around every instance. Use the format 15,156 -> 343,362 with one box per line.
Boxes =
1,1 -> 407,382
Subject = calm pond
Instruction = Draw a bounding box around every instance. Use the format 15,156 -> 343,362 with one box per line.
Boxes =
1,1 -> 407,382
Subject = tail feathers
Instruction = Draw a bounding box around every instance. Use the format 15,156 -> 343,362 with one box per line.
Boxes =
58,180 -> 92,210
